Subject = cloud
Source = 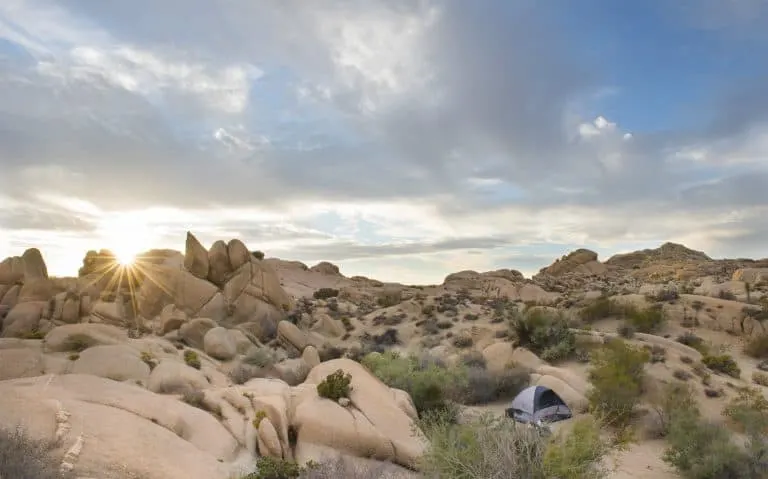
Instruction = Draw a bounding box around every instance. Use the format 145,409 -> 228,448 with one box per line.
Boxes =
0,0 -> 766,281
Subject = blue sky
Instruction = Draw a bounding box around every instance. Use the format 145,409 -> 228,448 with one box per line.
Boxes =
0,0 -> 767,284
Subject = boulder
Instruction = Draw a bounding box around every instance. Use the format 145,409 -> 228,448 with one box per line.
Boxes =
1,301 -> 47,338
0,374 -> 238,479
180,318 -> 218,350
71,344 -> 151,384
277,320 -> 308,353
208,240 -> 232,287
21,248 -> 48,280
227,239 -> 251,271
0,347 -> 45,380
44,324 -> 128,352
203,327 -> 238,361
301,359 -> 428,469
148,359 -> 211,394
184,232 -> 210,280
482,342 -> 516,374
136,263 -> 219,320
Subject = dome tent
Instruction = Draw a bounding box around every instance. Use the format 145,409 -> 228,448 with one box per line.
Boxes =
505,385 -> 573,424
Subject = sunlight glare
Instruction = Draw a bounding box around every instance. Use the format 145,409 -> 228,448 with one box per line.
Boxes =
97,213 -> 154,267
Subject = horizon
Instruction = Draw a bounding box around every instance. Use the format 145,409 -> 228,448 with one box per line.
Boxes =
1,1 -> 767,284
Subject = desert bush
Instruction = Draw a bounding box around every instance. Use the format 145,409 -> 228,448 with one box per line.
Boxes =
624,304 -> 666,333
183,349 -> 202,369
252,410 -> 267,429
645,287 -> 679,302
251,250 -> 265,260
0,426 -> 63,479
243,347 -> 276,368
723,387 -> 768,433
511,308 -> 575,362
744,334 -> 768,359
617,323 -> 635,339
718,290 -> 737,301
362,351 -> 466,418
313,288 -> 339,300
648,382 -> 698,438
587,339 -> 649,426
579,297 -> 620,323
460,351 -> 487,369
229,364 -> 262,385
301,455 -> 404,478
241,456 -> 309,478
675,332 -> 708,354
753,371 -> 768,387
452,334 -> 473,348
376,290 -> 402,307
418,410 -> 608,479
663,404 -> 754,478
462,365 -> 530,405
702,354 -> 741,378
316,369 -> 352,401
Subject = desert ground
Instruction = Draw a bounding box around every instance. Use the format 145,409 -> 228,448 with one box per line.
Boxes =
1,234 -> 767,478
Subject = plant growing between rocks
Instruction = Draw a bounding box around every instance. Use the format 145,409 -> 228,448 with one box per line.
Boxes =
316,369 -> 352,401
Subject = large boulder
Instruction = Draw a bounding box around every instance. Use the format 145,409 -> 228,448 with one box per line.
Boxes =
71,345 -> 151,384
1,301 -> 47,338
136,261 -> 221,321
299,359 -> 429,469
208,240 -> 231,287
203,327 -> 238,361
184,232 -> 210,280
0,374 -> 238,479
21,248 -> 48,280
227,239 -> 251,271
44,324 -> 128,352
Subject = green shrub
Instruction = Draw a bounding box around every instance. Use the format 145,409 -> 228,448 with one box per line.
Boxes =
251,250 -> 265,260
462,365 -> 530,405
579,297 -> 619,323
542,417 -> 610,479
744,334 -> 768,359
183,349 -> 202,369
418,410 -> 609,479
624,304 -> 666,333
663,405 -> 753,478
511,308 -> 575,362
241,456 -> 312,479
316,369 -> 352,401
313,288 -> 339,300
587,339 -> 649,426
362,352 -> 466,417
376,290 -> 402,307
676,332 -> 708,354
252,410 -> 267,429
702,354 -> 741,378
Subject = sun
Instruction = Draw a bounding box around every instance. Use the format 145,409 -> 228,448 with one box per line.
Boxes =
97,213 -> 153,268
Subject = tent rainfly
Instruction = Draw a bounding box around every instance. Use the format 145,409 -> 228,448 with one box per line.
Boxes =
505,385 -> 573,424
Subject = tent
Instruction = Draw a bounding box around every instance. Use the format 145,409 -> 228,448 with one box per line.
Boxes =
505,385 -> 573,424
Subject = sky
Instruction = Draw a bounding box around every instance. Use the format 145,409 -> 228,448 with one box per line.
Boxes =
0,0 -> 767,284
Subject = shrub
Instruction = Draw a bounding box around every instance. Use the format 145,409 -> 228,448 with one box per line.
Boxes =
418,411 -> 609,479
243,347 -> 275,368
362,352 -> 466,418
753,371 -> 768,387
587,339 -> 649,426
702,354 -> 741,378
241,456 -> 310,479
301,456 -> 404,478
579,297 -> 619,323
625,304 -> 666,333
617,323 -> 635,339
452,334 -> 473,348
376,290 -> 402,307
723,387 -> 768,434
251,250 -> 265,260
663,404 -> 753,478
313,288 -> 339,300
61,334 -> 93,352
511,308 -> 575,362
648,382 -> 698,438
459,351 -> 487,369
183,349 -> 202,369
744,334 -> 768,359
676,332 -> 708,354
462,365 -> 530,405
0,426 -> 63,479
316,369 -> 352,401
252,410 -> 267,429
